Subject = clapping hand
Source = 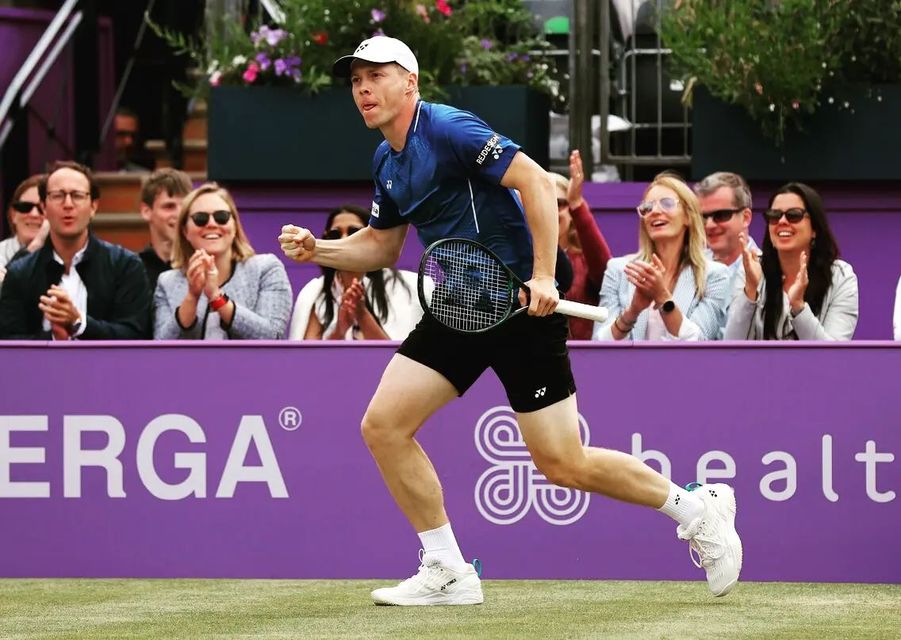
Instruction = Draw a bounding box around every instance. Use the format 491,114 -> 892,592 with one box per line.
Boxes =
787,250 -> 809,313
335,278 -> 365,336
567,150 -> 585,208
740,232 -> 763,301
624,255 -> 669,310
186,250 -> 212,299
39,285 -> 81,338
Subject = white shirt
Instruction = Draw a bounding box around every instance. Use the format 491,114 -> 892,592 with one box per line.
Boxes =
42,245 -> 88,338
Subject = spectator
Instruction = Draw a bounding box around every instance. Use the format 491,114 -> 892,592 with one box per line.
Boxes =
694,171 -> 758,337
139,168 -> 193,290
154,182 -> 292,339
593,173 -> 728,341
289,205 -> 425,340
114,107 -> 152,173
0,161 -> 151,340
0,175 -> 50,284
725,182 -> 858,340
552,149 -> 612,339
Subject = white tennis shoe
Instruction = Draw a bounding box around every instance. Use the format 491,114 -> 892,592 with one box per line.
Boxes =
371,556 -> 484,606
677,483 -> 743,596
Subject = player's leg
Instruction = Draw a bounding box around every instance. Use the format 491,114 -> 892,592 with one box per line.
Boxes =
361,353 -> 457,533
363,316 -> 489,606
516,394 -> 742,597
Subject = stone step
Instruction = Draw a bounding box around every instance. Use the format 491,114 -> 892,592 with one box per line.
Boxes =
93,171 -> 206,214
145,139 -> 208,172
91,211 -> 148,253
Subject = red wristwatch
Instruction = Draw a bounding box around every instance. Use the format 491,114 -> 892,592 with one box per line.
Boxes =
209,293 -> 230,311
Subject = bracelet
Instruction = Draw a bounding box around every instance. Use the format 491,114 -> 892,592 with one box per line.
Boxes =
209,293 -> 230,312
614,316 -> 634,333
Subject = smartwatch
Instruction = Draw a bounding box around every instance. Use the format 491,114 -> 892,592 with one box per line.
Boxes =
659,299 -> 676,314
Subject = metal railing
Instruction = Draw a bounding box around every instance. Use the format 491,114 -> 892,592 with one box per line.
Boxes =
599,0 -> 691,169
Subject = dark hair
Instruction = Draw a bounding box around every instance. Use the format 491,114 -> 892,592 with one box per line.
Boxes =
141,168 -> 193,207
38,160 -> 100,201
760,182 -> 839,339
317,204 -> 411,331
115,106 -> 140,121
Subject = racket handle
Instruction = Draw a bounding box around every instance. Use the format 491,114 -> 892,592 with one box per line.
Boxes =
555,299 -> 609,323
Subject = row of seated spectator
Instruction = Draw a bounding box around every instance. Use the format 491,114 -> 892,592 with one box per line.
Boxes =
0,159 -> 893,341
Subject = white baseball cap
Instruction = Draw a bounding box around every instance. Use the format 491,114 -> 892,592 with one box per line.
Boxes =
332,36 -> 419,77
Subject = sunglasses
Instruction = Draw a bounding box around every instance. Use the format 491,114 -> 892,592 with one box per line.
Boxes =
636,197 -> 678,217
190,210 -> 232,227
764,208 -> 808,224
12,201 -> 42,214
702,208 -> 742,224
324,225 -> 363,240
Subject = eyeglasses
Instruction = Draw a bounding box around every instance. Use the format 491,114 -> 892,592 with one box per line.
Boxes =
324,225 -> 363,240
702,208 -> 743,224
764,208 -> 808,224
46,190 -> 91,205
636,197 -> 679,217
11,201 -> 42,214
190,210 -> 232,227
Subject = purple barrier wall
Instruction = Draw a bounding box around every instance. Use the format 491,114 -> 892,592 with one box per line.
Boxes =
230,182 -> 901,340
0,8 -> 117,178
1,342 -> 898,583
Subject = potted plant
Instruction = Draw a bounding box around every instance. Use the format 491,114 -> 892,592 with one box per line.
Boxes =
661,0 -> 901,181
150,0 -> 562,181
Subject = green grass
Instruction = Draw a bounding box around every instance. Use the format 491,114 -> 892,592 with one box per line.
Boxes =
0,579 -> 898,639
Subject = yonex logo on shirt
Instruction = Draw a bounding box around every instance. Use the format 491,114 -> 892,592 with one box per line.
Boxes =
475,134 -> 501,165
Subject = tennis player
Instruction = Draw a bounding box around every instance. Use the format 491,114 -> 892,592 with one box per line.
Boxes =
278,36 -> 742,605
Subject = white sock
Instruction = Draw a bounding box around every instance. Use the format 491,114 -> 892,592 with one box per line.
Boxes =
658,482 -> 705,527
418,523 -> 467,570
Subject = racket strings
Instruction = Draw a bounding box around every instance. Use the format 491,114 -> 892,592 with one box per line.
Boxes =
423,241 -> 512,332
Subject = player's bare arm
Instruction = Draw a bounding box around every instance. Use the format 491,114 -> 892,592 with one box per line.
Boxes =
500,151 -> 559,316
279,223 -> 407,272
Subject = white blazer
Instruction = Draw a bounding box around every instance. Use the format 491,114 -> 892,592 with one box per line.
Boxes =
592,255 -> 729,341
724,259 -> 858,340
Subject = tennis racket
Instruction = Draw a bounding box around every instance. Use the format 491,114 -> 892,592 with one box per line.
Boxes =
418,237 -> 608,334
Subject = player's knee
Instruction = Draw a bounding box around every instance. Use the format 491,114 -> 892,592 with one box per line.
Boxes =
360,408 -> 397,450
533,456 -> 581,489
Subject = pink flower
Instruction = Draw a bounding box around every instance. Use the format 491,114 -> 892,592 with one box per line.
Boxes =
371,8 -> 386,23
792,100 -> 800,110
435,0 -> 452,17
209,70 -> 222,87
415,4 -> 431,23
243,62 -> 260,84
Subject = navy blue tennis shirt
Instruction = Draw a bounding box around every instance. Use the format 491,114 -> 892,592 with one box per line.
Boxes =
368,100 -> 535,282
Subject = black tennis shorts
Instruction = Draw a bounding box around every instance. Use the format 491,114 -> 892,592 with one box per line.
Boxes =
397,311 -> 577,413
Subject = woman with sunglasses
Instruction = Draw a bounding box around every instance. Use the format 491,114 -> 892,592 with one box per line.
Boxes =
725,182 -> 858,340
592,173 -> 729,341
153,182 -> 293,339
552,150 -> 612,339
288,205 -> 425,340
0,175 -> 50,283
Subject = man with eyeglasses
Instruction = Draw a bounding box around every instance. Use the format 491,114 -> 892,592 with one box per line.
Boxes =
694,172 -> 759,338
0,161 -> 151,340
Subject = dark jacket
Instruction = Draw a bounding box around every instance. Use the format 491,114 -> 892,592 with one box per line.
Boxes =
0,234 -> 151,339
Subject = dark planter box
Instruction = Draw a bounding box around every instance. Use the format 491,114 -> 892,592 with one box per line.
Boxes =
691,85 -> 901,181
208,85 -> 549,182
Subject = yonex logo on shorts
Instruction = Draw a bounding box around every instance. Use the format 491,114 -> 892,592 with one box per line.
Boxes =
534,387 -> 546,398
475,134 -> 501,165
474,406 -> 591,526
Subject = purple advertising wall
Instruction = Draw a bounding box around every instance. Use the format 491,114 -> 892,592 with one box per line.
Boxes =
229,181 -> 901,341
1,342 -> 898,583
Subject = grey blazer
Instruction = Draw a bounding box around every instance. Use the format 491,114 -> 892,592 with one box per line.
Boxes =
592,255 -> 729,341
724,259 -> 858,341
154,253 -> 293,340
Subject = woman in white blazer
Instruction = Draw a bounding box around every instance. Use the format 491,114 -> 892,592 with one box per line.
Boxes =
593,173 -> 729,341
725,182 -> 858,341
